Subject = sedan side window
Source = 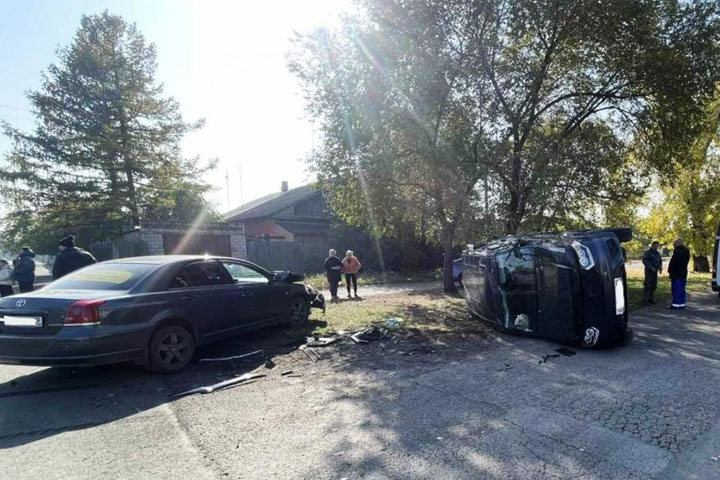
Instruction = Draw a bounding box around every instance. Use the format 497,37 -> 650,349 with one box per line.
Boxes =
171,261 -> 233,289
221,262 -> 269,285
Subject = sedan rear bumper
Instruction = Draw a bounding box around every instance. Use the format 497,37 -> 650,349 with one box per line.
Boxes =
0,326 -> 149,367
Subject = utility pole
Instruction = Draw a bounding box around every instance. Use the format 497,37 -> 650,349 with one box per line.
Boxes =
311,121 -> 315,155
237,166 -> 244,206
225,170 -> 230,211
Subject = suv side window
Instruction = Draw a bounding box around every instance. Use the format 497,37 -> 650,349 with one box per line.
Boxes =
221,262 -> 269,285
170,261 -> 233,289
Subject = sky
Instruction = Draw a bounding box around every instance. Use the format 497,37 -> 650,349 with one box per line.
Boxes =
0,0 -> 353,213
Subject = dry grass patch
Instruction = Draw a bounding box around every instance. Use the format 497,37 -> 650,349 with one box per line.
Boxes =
309,290 -> 491,339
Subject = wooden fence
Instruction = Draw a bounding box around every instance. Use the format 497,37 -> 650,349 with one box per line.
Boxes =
245,239 -> 329,274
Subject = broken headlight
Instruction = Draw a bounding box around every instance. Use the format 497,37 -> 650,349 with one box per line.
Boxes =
571,241 -> 595,270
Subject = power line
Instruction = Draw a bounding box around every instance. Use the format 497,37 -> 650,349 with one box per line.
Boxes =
0,104 -> 33,113
0,113 -> 36,123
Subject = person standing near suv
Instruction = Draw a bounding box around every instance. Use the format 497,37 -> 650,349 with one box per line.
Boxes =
642,241 -> 662,305
13,247 -> 36,293
668,238 -> 691,309
324,249 -> 343,303
342,250 -> 362,300
52,235 -> 97,280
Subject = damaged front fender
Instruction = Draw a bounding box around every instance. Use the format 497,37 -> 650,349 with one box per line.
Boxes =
304,285 -> 326,313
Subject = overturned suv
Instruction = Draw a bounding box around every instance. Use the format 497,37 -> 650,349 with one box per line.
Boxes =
462,228 -> 632,348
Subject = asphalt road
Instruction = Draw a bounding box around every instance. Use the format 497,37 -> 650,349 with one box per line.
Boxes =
1,290 -> 719,479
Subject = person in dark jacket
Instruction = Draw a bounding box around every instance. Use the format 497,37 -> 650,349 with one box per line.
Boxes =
13,247 -> 36,293
642,241 -> 662,304
324,249 -> 343,303
52,236 -> 97,280
667,237 -> 691,309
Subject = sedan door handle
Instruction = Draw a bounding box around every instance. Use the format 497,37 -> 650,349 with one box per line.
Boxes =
239,290 -> 253,297
181,294 -> 195,301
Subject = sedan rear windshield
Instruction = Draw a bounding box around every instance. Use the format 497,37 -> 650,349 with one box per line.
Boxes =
46,263 -> 156,291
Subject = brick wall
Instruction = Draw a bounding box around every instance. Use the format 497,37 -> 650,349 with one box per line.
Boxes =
141,232 -> 164,255
94,222 -> 247,260
230,233 -> 247,258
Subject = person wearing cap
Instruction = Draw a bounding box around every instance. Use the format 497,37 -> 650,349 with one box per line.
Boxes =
52,235 -> 97,280
13,247 -> 36,293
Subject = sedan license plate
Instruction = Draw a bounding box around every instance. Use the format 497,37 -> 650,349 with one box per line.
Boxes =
2,315 -> 43,327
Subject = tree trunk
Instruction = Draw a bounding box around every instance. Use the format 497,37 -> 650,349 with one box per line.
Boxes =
505,190 -> 521,234
118,115 -> 141,226
441,225 -> 457,294
693,255 -> 710,273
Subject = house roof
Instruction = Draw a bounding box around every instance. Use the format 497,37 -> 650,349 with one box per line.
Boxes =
223,185 -> 321,222
277,221 -> 329,235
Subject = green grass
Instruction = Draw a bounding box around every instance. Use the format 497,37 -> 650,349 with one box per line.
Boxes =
308,290 -> 490,339
626,270 -> 711,311
303,270 -> 442,291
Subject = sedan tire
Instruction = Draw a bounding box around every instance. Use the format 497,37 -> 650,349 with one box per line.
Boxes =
147,324 -> 196,373
288,296 -> 310,327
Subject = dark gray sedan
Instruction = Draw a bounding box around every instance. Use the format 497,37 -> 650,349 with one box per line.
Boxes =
0,255 -> 325,373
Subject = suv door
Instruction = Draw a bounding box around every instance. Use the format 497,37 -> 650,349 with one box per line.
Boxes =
168,261 -> 236,340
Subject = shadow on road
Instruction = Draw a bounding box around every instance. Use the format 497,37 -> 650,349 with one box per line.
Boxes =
275,293 -> 720,479
0,319 -> 326,449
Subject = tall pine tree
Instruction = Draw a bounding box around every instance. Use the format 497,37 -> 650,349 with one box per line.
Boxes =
1,11 -> 216,252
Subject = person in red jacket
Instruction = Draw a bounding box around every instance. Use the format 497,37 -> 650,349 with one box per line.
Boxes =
342,250 -> 362,300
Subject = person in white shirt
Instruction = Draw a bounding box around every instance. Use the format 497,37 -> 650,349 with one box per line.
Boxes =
0,259 -> 15,297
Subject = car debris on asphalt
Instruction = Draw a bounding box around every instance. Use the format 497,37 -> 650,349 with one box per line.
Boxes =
198,349 -> 263,363
305,336 -> 339,347
539,353 -> 561,364
538,348 -> 578,364
171,372 -> 266,398
300,345 -> 322,363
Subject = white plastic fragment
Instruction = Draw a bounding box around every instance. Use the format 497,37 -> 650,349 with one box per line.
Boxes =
199,350 -> 263,363
171,372 -> 266,398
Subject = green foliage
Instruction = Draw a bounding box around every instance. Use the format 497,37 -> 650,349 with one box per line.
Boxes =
289,0 -> 720,290
290,0 -> 720,234
640,87 -> 720,267
0,11 -> 216,252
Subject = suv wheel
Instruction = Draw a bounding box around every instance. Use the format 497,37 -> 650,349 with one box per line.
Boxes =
288,297 -> 310,327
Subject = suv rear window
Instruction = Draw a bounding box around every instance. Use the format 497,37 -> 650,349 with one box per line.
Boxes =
46,263 -> 156,291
